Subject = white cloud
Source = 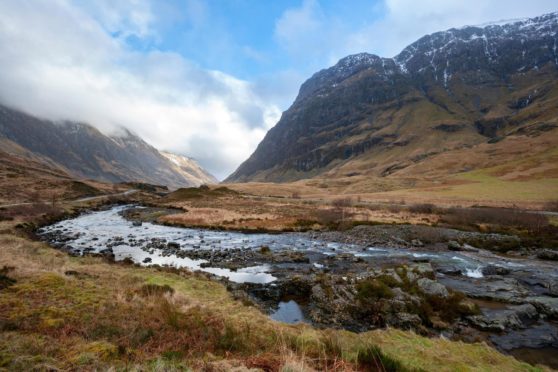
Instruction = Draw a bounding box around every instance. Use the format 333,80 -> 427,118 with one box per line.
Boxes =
275,0 -> 325,59
275,0 -> 558,67
350,0 -> 558,57
1,0 -> 556,180
0,0 -> 280,180
79,0 -> 156,40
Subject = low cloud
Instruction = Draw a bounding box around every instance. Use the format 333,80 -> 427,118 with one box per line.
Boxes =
0,0 -> 279,180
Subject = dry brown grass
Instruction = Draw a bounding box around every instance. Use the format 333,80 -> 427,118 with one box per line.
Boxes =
157,189 -> 439,232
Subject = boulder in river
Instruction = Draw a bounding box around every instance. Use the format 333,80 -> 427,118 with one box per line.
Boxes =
527,296 -> 558,318
482,265 -> 511,276
167,242 -> 180,249
537,249 -> 558,261
448,241 -> 462,251
548,280 -> 558,297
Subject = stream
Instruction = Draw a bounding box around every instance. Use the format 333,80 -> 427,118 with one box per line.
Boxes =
38,205 -> 558,369
37,206 -> 515,282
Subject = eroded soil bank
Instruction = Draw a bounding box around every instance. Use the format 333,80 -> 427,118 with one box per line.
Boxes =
38,205 -> 558,369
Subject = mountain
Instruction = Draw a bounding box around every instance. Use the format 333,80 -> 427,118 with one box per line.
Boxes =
0,105 -> 216,189
160,151 -> 218,186
226,12 -> 558,183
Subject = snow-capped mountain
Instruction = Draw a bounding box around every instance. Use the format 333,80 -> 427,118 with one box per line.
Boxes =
395,11 -> 558,85
227,11 -> 558,182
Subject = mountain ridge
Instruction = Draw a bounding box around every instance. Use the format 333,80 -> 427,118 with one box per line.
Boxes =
0,104 -> 216,189
226,11 -> 558,183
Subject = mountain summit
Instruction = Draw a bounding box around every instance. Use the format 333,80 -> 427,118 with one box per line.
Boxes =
226,12 -> 558,183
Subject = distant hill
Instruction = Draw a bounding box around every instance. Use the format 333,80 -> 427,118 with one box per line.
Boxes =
160,151 -> 218,186
226,12 -> 558,183
0,105 -> 216,189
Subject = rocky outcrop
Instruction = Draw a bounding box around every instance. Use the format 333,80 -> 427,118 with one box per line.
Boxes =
537,249 -> 558,261
417,278 -> 449,298
468,304 -> 538,332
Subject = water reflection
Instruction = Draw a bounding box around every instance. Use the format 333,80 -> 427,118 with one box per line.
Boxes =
270,300 -> 306,324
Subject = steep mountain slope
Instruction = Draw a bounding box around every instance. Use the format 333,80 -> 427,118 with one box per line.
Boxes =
161,151 -> 218,186
0,105 -> 216,189
226,12 -> 558,183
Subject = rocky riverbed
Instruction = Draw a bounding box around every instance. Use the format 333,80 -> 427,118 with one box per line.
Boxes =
37,205 -> 558,368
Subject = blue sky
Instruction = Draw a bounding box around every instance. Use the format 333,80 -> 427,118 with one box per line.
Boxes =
0,0 -> 557,179
146,0 -> 385,79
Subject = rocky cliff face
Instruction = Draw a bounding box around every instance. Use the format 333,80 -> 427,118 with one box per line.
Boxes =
226,12 -> 558,182
0,105 -> 216,189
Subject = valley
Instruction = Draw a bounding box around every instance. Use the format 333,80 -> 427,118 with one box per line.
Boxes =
1,184 -> 556,370
0,8 -> 557,372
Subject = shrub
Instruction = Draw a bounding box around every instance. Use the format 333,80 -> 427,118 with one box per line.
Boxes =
425,291 -> 481,322
0,265 -> 16,289
332,198 -> 353,208
387,204 -> 405,214
0,203 -> 63,220
355,344 -> 407,372
441,206 -> 549,233
544,201 -> 558,212
408,203 -> 436,214
356,279 -> 394,302
314,208 -> 347,227
138,283 -> 175,297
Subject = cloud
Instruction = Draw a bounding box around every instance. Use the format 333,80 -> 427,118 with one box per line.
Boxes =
1,0 -> 556,180
349,0 -> 558,57
275,0 -> 558,67
274,0 -> 325,59
0,0 -> 280,180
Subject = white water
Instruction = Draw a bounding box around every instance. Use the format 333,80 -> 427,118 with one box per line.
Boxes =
464,267 -> 484,278
39,205 -> 527,284
39,206 -> 278,284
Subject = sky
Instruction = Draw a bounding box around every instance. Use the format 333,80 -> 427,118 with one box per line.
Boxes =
0,1 -> 556,179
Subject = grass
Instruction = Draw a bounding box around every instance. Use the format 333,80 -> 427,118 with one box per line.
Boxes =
0,231 -> 546,371
442,171 -> 558,202
373,171 -> 558,208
